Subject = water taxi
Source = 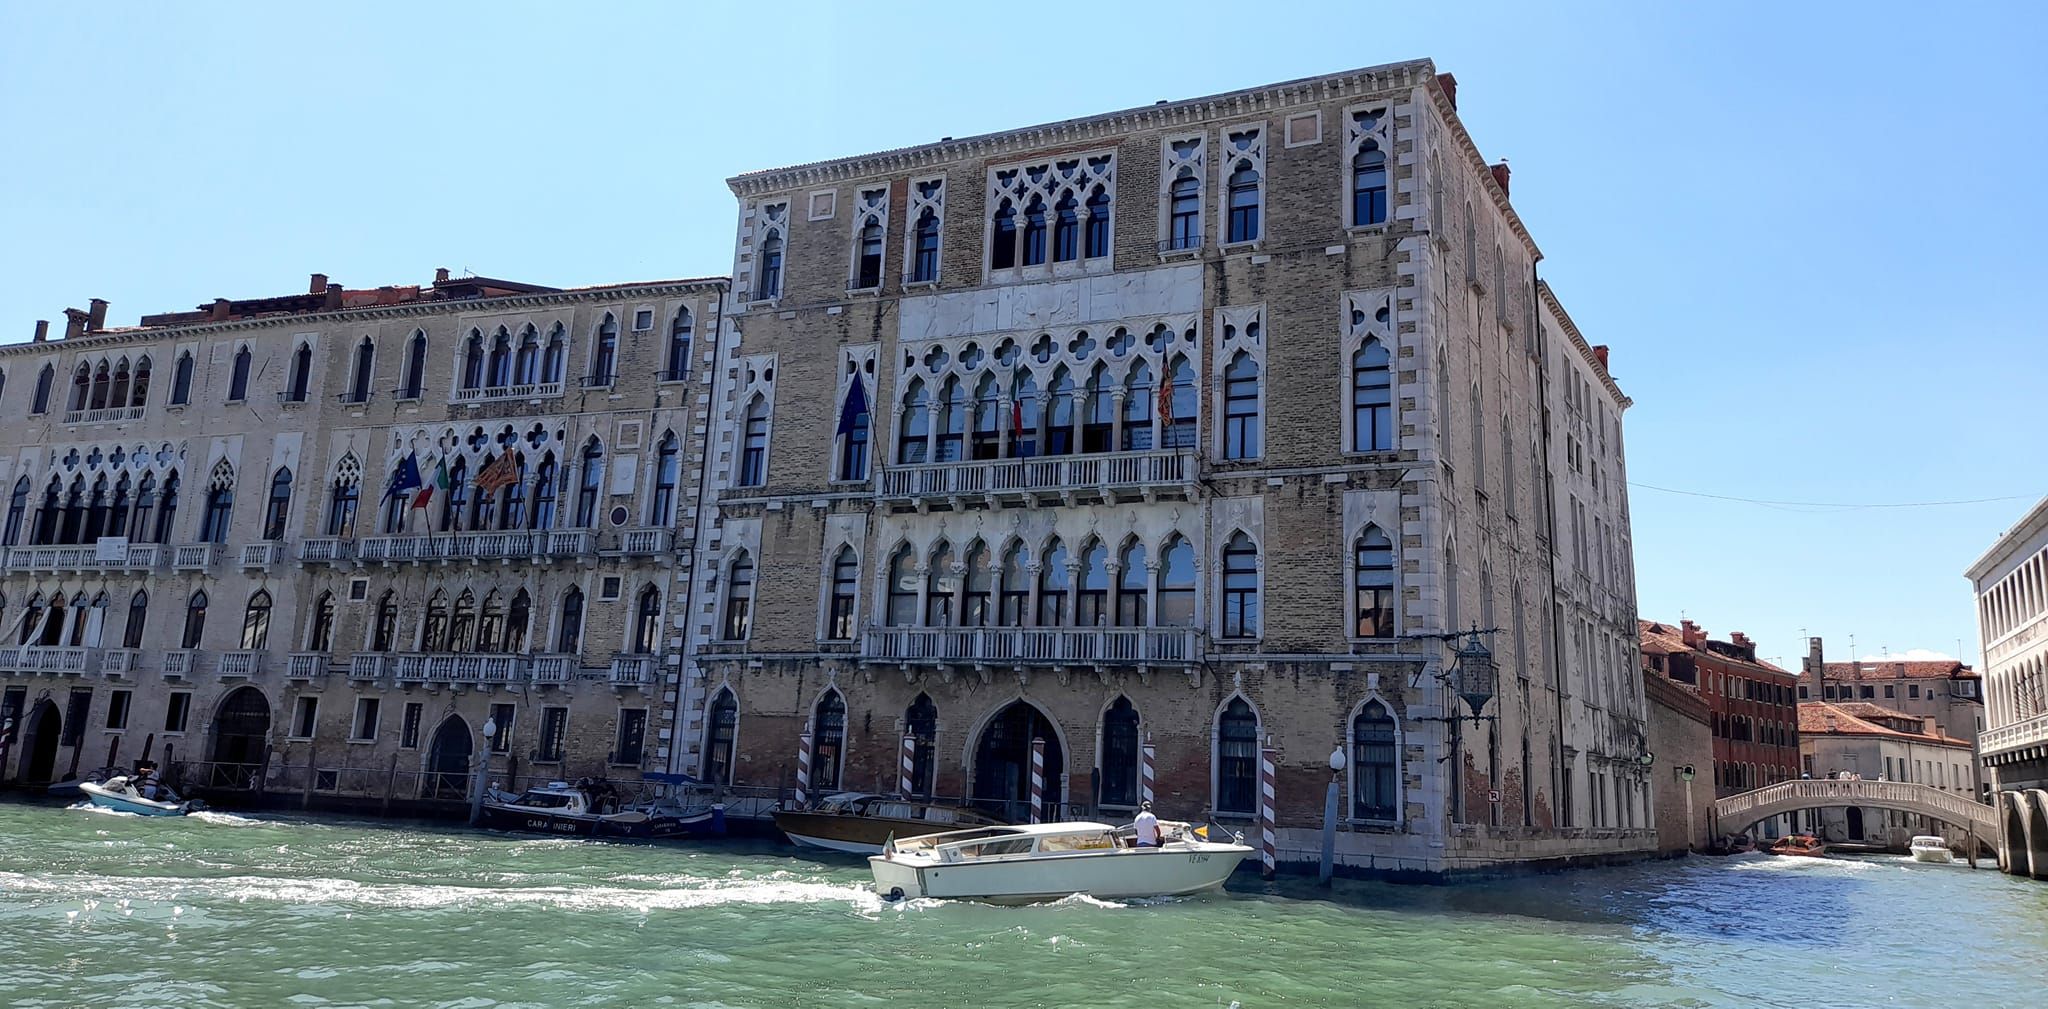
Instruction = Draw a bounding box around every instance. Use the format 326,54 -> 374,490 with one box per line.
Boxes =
869,820 -> 1253,904
1909,835 -> 1954,863
479,780 -> 724,840
1769,833 -> 1827,858
78,776 -> 205,816
773,792 -> 1004,855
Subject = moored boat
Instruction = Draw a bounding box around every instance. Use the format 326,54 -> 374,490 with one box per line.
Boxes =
774,793 -> 1004,855
869,820 -> 1253,904
1769,833 -> 1827,858
478,780 -> 724,840
1909,835 -> 1954,863
78,776 -> 204,816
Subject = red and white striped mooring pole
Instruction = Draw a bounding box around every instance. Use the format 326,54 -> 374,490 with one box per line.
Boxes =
1140,735 -> 1157,807
898,733 -> 916,797
794,731 -> 812,809
1029,737 -> 1047,823
1259,744 -> 1279,878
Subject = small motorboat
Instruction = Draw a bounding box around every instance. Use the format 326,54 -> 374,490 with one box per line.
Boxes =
870,820 -> 1254,904
774,792 -> 1005,855
78,776 -> 205,816
1909,835 -> 1954,863
1769,833 -> 1827,858
479,780 -> 724,840
48,766 -> 121,798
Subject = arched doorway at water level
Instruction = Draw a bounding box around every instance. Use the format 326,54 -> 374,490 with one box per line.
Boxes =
971,701 -> 1064,822
425,715 -> 473,800
1846,806 -> 1865,840
208,686 -> 272,789
17,699 -> 61,785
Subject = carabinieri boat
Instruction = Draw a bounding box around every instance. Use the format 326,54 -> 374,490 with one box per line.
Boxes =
479,780 -> 724,840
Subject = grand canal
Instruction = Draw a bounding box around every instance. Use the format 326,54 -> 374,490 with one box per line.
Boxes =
1,803 -> 2043,1007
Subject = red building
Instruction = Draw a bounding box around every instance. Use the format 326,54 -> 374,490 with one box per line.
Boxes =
1640,621 -> 1801,795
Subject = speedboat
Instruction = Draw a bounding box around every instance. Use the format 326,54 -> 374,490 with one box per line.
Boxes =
1909,835 -> 1954,863
869,820 -> 1254,904
478,780 -> 724,840
1769,833 -> 1827,858
48,766 -> 121,798
774,792 -> 1005,855
78,776 -> 204,816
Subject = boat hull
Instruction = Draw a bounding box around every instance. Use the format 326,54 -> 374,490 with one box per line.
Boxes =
1910,846 -> 1954,863
870,844 -> 1252,904
775,810 -> 974,855
478,804 -> 724,840
78,782 -> 192,817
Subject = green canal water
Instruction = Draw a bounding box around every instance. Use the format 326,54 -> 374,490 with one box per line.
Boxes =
2,803 -> 2044,1008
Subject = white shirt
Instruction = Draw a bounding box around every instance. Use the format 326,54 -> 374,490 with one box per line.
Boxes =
1133,810 -> 1160,845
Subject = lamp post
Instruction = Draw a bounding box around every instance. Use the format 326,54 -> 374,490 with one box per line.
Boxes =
1447,627 -> 1497,825
469,717 -> 498,826
1319,745 -> 1346,885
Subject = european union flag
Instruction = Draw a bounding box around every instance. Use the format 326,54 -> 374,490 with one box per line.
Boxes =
386,451 -> 422,499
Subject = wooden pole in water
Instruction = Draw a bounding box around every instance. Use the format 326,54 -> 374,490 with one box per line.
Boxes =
794,732 -> 812,809
1029,737 -> 1046,824
1259,745 -> 1278,879
1140,735 -> 1156,807
898,733 -> 915,798
382,752 -> 399,816
1968,826 -> 1978,869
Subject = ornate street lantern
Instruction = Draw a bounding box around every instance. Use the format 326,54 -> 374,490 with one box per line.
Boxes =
1451,625 -> 1497,718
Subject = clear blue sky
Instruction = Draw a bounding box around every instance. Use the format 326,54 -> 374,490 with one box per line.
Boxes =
3,2 -> 2042,669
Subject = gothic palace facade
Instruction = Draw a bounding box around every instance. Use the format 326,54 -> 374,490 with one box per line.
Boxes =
0,59 -> 1649,876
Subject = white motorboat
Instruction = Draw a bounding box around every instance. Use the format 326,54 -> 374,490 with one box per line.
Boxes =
1909,835 -> 1954,863
869,820 -> 1253,904
478,780 -> 725,840
78,776 -> 204,816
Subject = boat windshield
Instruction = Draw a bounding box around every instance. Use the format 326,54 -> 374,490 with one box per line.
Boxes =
515,791 -> 578,809
1036,831 -> 1115,852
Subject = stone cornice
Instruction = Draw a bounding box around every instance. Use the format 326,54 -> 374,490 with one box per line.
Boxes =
0,277 -> 731,357
1538,280 -> 1631,408
1421,77 -> 1541,261
727,59 -> 1438,197
1966,494 -> 2048,582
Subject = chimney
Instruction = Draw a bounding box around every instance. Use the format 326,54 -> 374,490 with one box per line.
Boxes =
435,267 -> 451,284
31,320 -> 49,343
1592,344 -> 1610,371
61,308 -> 88,340
1804,636 -> 1825,684
310,273 -> 328,295
323,282 -> 343,311
1922,716 -> 1939,737
87,298 -> 108,332
1731,631 -> 1753,657
1680,620 -> 1704,648
1436,73 -> 1459,109
1489,159 -> 1511,198
209,298 -> 232,321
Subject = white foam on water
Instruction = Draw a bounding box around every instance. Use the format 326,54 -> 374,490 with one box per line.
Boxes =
188,811 -> 271,827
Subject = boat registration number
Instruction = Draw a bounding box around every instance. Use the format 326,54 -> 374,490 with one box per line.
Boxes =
527,819 -> 579,833
1188,854 -> 1210,864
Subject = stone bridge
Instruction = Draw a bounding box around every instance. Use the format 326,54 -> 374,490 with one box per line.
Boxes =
1712,778 -> 1999,836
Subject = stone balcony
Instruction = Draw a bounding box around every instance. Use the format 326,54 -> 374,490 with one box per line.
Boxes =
286,652 -> 330,681
388,653 -> 532,685
297,538 -> 355,564
240,542 -> 284,568
861,625 -> 1205,669
352,529 -> 595,564
172,543 -> 222,571
62,404 -> 146,426
607,654 -> 655,688
3,542 -> 163,573
877,448 -> 1198,511
160,649 -> 198,679
450,380 -> 564,405
618,527 -> 674,558
0,645 -> 101,676
1983,712 -> 2048,758
101,648 -> 142,678
218,650 -> 265,679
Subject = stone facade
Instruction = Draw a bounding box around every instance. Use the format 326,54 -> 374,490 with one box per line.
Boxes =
1640,619 -> 1800,807
0,272 -> 725,807
685,60 -> 1654,876
1965,495 -> 2048,878
1641,664 -> 1712,853
1796,701 -> 1977,847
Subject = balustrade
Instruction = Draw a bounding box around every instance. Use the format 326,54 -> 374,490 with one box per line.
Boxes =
531,654 -> 576,683
297,538 -> 354,563
862,625 -> 1203,666
0,645 -> 100,675
101,648 -> 141,677
382,652 -> 531,684
61,405 -> 146,425
4,542 -> 162,572
1982,712 -> 2048,755
160,650 -> 197,679
619,528 -> 673,556
218,650 -> 264,678
286,652 -> 330,680
608,654 -> 654,685
878,448 -> 1196,508
449,380 -> 564,404
172,543 -> 221,570
240,542 -> 282,567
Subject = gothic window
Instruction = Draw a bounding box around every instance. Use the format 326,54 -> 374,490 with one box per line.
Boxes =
962,541 -> 992,627
839,378 -> 872,479
372,590 -> 397,652
1052,192 -> 1080,262
1352,339 -> 1393,452
1084,187 -> 1111,258
1115,540 -> 1148,627
403,330 -> 427,399
1046,367 -> 1076,456
32,363 -> 55,414
935,378 -> 966,462
505,589 -> 531,652
1216,697 -> 1260,814
131,356 -> 152,406
449,590 -> 477,652
557,586 -> 584,652
154,471 -> 180,544
1168,173 -> 1201,250
575,439 -> 603,527
262,466 -> 293,540
1076,540 -> 1110,627
855,221 -> 884,289
1157,535 -> 1197,627
1037,537 -> 1071,627
487,328 -> 512,388
500,453 -> 527,530
200,462 -> 235,543
884,544 -> 918,627
1009,373 -> 1041,459
239,591 -> 271,650
1227,164 -> 1261,243
633,585 -> 661,654
1082,365 -> 1115,453
1163,355 -> 1197,449
897,379 -> 929,465
665,308 -> 693,381
286,343 -> 312,402
924,541 -> 956,627
722,553 -> 754,640
515,325 -> 540,385
441,457 -> 468,533
531,453 -> 558,530
1355,525 -> 1396,638
738,397 -> 768,486
1021,196 -> 1048,266
703,690 -> 738,785
2,476 -> 27,547
589,314 -> 618,384
1222,351 -> 1261,459
813,691 -> 847,792
1351,113 -> 1389,228
970,374 -> 1001,460
462,330 -> 484,390
998,542 -> 1029,627
123,590 -> 148,649
1102,697 -> 1142,806
911,210 -> 940,283
756,233 -> 784,300
1122,361 -> 1154,451
181,590 -> 207,649
906,694 -> 938,797
990,201 -> 1018,269
349,337 -> 375,402
225,347 -> 252,402
649,432 -> 679,524
1351,700 -> 1399,820
827,547 -> 859,641
89,361 -> 109,410
308,591 -> 335,652
542,323 -> 566,383
108,359 -> 129,408
1220,532 -> 1260,638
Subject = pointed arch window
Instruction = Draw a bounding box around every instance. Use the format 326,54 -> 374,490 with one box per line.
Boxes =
962,541 -> 992,627
108,359 -> 130,409
1084,187 -> 1111,259
1083,365 -> 1115,453
704,690 -> 738,785
884,545 -> 918,627
348,337 -> 375,403
990,201 -> 1017,270
476,591 -> 505,653
1046,368 -> 1076,456
83,476 -> 109,541
154,471 -> 180,544
1217,697 -> 1260,814
1168,173 -> 1201,250
308,591 -> 336,651
515,325 -> 540,385
531,453 -> 559,530
925,541 -> 957,626
935,378 -> 967,462
911,210 -> 940,283
665,308 -> 693,381
498,453 -> 527,530
827,547 -> 859,640
1021,196 -> 1048,266
1157,535 -> 1197,626
228,347 -> 252,401
1226,164 -> 1261,244
181,590 -> 208,649
738,398 -> 768,486
574,440 -> 603,527
855,221 -> 884,289
1102,697 -> 1142,806
542,323 -> 566,383
1352,338 -> 1393,452
200,464 -> 235,543
970,375 -> 1001,460
441,457 -> 468,532
421,591 -> 449,652
649,432 -> 680,524
237,590 -> 272,650
90,361 -> 110,410
840,379 -> 872,479
327,459 -> 361,536
1162,355 -> 1197,449
1352,701 -> 1399,820
372,590 -> 398,652
1355,525 -> 1396,638
131,356 -> 152,406
262,466 -> 294,540
1037,538 -> 1071,626
813,691 -> 847,792
286,343 -> 312,402
1009,373 -> 1040,459
505,589 -> 532,652
487,327 -> 512,388
31,363 -> 55,414
1076,540 -> 1110,627
906,694 -> 938,797
1121,361 -> 1154,451
589,314 -> 618,385
462,330 -> 485,390
1220,533 -> 1260,639
1115,541 -> 1149,626
403,330 -> 427,399
998,542 -> 1029,626
756,233 -> 784,300
3,476 -> 28,547
633,585 -> 662,654
722,553 -> 755,640
448,590 -> 477,652
1052,192 -> 1080,263
897,379 -> 929,464
123,590 -> 149,649
1223,351 -> 1261,459
469,455 -> 496,531
1352,142 -> 1389,227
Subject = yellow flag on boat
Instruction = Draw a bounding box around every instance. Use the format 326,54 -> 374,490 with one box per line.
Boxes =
1192,825 -> 1209,840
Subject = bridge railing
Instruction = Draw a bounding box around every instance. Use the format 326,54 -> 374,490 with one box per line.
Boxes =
1714,778 -> 1996,832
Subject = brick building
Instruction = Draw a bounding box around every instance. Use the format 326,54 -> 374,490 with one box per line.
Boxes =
1797,700 -> 1976,844
1640,661 -> 1712,854
1795,636 -> 1984,796
0,270 -> 724,805
1639,620 -> 1800,800
684,60 -> 1654,877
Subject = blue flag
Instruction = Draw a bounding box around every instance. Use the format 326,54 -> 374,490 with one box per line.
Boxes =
387,451 -> 422,499
836,375 -> 869,436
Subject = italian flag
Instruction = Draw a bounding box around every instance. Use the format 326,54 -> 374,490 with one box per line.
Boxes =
412,459 -> 447,510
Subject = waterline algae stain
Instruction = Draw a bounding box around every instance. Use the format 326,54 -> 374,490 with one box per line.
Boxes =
1,804 -> 2042,1007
